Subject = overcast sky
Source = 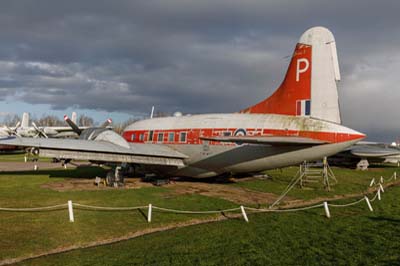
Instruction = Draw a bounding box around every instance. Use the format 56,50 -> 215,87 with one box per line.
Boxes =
0,0 -> 399,141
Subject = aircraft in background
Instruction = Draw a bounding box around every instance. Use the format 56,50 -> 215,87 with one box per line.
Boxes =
0,112 -> 106,138
329,141 -> 400,169
0,27 -> 365,183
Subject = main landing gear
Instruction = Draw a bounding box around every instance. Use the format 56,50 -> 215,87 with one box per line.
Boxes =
106,166 -> 125,187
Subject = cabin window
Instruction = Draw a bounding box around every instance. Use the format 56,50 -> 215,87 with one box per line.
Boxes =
157,133 -> 164,143
139,134 -> 144,141
223,131 -> 232,136
131,133 -> 136,141
148,130 -> 154,141
168,132 -> 174,142
179,132 -> 187,143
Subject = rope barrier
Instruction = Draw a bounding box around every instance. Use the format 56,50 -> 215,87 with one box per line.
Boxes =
0,171 -> 396,221
329,197 -> 365,207
245,203 -> 324,213
0,203 -> 67,212
72,203 -> 148,211
152,206 -> 241,214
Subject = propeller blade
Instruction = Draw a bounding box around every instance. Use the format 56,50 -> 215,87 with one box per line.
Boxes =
64,115 -> 82,135
100,118 -> 113,128
32,122 -> 48,138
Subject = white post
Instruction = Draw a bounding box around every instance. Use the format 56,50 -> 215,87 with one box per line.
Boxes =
240,206 -> 249,223
147,204 -> 152,223
394,172 -> 397,180
365,196 -> 373,212
379,183 -> 385,193
377,189 -> 381,201
68,200 -> 74,222
323,202 -> 331,218
369,178 -> 375,187
24,156 -> 27,163
34,165 -> 38,171
380,176 -> 384,184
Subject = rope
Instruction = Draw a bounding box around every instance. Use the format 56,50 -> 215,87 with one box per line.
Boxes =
152,206 -> 241,214
72,203 -> 148,211
369,191 -> 379,202
329,197 -> 366,207
245,203 -> 324,213
269,170 -> 303,208
0,204 -> 67,212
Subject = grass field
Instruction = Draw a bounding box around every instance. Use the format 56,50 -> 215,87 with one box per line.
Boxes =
0,163 -> 398,265
17,186 -> 400,266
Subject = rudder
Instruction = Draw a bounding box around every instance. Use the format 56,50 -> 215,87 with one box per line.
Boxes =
240,26 -> 341,124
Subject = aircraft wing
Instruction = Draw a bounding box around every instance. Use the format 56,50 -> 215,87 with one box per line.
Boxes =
0,136 -> 187,167
199,136 -> 327,145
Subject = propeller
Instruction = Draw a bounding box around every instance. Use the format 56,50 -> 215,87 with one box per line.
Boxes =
64,115 -> 82,135
5,121 -> 22,136
100,118 -> 113,128
32,122 -> 48,138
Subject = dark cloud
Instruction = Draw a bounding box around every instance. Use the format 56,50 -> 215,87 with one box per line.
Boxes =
0,0 -> 399,141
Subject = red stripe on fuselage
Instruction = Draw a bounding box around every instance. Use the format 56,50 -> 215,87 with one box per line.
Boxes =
122,128 -> 364,145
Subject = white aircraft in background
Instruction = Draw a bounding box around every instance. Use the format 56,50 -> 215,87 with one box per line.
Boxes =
0,27 -> 365,183
0,112 -> 107,138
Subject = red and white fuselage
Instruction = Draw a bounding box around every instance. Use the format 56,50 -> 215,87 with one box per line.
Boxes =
122,114 -> 364,178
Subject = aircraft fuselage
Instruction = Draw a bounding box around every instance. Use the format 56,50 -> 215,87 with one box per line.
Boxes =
122,113 -> 364,178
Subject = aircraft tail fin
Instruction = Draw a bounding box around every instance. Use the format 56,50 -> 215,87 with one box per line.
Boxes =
21,112 -> 29,128
240,26 -> 341,124
71,112 -> 77,124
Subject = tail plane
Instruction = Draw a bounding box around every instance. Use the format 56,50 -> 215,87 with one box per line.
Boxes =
240,26 -> 341,124
21,112 -> 29,128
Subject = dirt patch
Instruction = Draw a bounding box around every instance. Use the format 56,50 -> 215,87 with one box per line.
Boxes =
41,176 -> 280,205
0,161 -> 65,172
163,181 -> 281,205
41,178 -> 154,191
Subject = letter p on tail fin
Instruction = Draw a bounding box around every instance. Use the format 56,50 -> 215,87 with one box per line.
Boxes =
240,26 -> 342,124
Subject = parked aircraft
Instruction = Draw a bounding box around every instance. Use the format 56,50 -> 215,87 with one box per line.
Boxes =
0,112 -> 99,138
329,141 -> 400,169
0,27 -> 365,183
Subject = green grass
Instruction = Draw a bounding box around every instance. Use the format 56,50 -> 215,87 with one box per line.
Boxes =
0,167 -> 236,261
0,165 -> 399,265
15,185 -> 400,266
233,166 -> 399,202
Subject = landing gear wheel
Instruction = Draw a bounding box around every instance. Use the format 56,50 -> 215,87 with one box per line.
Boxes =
106,171 -> 116,186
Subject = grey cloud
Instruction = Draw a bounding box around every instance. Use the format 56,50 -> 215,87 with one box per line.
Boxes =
0,0 -> 399,141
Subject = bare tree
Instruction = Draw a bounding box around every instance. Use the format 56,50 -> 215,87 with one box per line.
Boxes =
34,115 -> 64,126
2,114 -> 21,126
113,117 -> 140,134
78,115 -> 94,127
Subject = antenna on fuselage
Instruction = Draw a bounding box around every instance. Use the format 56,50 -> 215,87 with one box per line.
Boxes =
150,106 -> 155,119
